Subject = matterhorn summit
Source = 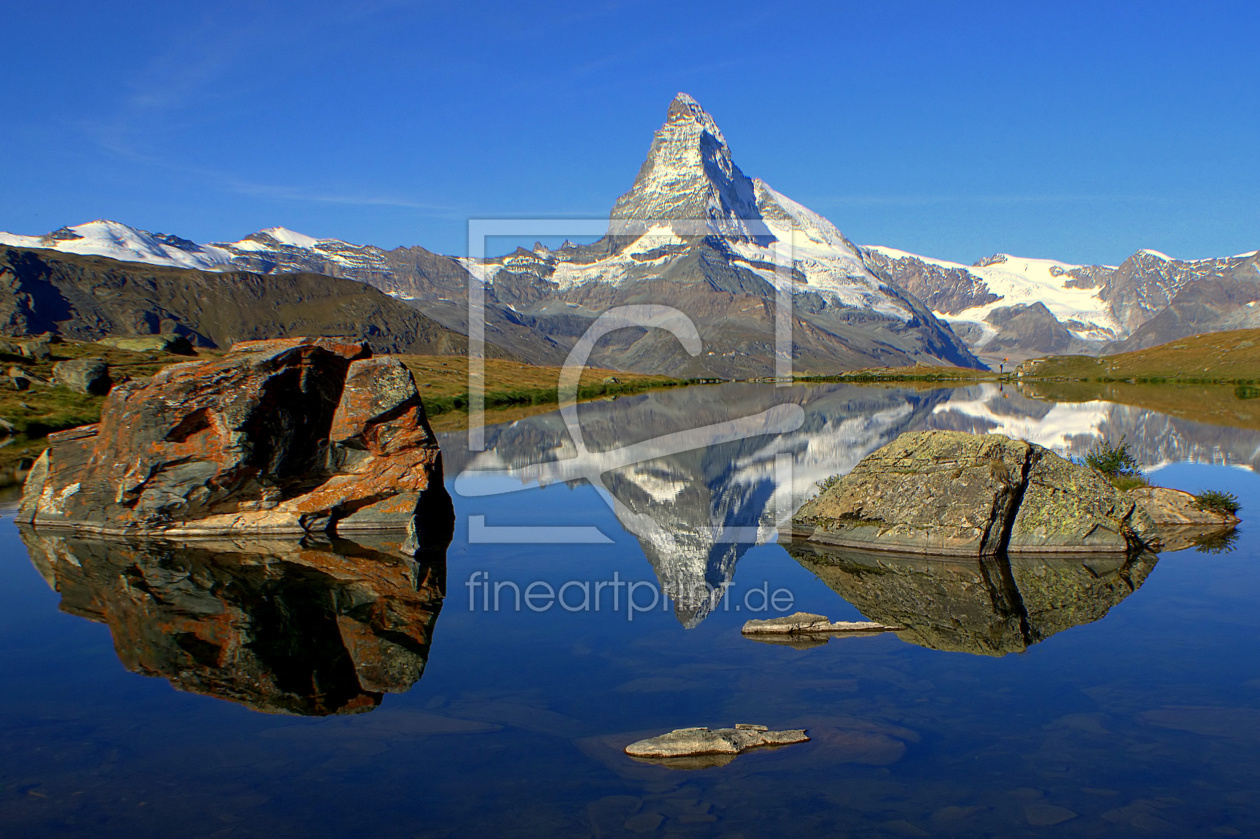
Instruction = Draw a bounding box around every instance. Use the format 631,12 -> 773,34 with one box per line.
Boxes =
609,92 -> 766,242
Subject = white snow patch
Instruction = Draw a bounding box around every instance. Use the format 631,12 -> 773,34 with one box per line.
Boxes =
866,245 -> 1122,341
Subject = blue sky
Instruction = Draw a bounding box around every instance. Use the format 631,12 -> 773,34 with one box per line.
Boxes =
2,0 -> 1256,265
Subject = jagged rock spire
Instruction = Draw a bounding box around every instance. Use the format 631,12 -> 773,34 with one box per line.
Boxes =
608,93 -> 766,242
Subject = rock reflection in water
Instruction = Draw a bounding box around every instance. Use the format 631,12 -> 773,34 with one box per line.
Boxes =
783,540 -> 1157,656
19,527 -> 446,715
445,380 -> 1260,628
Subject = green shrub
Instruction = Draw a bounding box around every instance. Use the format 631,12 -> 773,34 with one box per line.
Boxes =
1083,437 -> 1144,489
1193,489 -> 1241,517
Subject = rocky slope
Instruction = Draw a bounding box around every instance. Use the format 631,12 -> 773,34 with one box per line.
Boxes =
861,247 -> 1260,364
0,245 -> 479,355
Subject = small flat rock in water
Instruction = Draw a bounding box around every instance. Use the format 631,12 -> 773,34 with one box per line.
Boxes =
624,724 -> 809,758
741,611 -> 902,635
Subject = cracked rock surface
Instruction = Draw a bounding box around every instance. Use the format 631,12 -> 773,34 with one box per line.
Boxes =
18,337 -> 452,550
792,430 -> 1155,556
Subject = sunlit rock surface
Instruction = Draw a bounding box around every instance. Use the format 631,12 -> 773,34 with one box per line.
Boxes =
792,430 -> 1155,555
624,724 -> 809,761
18,337 -> 452,550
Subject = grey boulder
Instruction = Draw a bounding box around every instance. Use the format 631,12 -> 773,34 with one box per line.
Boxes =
793,430 -> 1155,555
53,358 -> 112,395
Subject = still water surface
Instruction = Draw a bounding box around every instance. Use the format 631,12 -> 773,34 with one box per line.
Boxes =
3,382 -> 1260,837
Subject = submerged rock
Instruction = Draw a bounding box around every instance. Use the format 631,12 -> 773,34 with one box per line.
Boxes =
741,611 -> 902,635
792,430 -> 1155,555
18,337 -> 452,550
625,724 -> 809,760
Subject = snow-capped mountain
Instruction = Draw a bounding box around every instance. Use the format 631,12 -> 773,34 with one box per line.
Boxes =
0,220 -> 235,270
468,93 -> 977,375
0,220 -> 395,278
4,92 -> 1257,368
860,244 -> 1260,363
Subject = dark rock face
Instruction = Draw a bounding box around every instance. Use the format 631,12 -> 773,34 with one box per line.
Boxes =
0,246 -> 472,355
18,337 -> 452,549
784,541 -> 1158,656
52,357 -> 111,394
20,528 -> 446,715
860,247 -> 1000,315
1101,250 -> 1260,333
983,302 -> 1079,355
1108,273 -> 1260,353
791,430 -> 1154,555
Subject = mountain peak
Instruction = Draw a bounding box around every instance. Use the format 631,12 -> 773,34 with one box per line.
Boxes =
664,92 -> 725,142
250,227 -> 327,249
608,93 -> 764,242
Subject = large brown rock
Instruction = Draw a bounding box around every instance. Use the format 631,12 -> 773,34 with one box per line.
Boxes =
18,337 -> 452,550
792,430 -> 1154,556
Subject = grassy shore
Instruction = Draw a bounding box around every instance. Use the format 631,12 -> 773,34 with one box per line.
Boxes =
0,341 -> 696,484
396,355 -> 695,432
1014,328 -> 1260,384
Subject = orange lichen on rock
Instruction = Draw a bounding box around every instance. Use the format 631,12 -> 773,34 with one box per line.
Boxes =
18,338 -> 452,552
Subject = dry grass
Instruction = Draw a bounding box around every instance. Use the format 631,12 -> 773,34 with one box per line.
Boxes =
0,342 -> 691,484
1022,328 -> 1260,382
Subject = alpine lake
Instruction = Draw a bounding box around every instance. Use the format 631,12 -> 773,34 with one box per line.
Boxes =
4,380 -> 1260,838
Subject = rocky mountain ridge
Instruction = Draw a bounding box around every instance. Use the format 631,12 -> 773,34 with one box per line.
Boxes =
0,246 -> 476,356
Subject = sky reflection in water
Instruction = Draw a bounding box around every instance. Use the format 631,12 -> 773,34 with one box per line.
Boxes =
2,382 -> 1259,837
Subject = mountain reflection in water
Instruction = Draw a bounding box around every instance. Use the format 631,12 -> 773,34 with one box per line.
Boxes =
444,381 -> 1260,626
19,528 -> 446,715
